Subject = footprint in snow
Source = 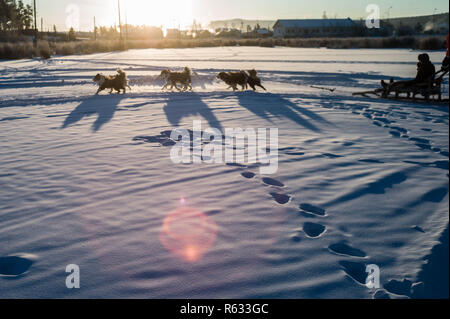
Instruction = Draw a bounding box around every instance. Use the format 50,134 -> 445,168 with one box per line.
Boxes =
415,143 -> 433,151
270,192 -> 291,205
262,177 -> 285,187
299,203 -> 326,217
342,141 -> 355,147
285,151 -> 305,156
303,222 -> 326,238
241,172 -> 255,179
389,126 -> 408,134
133,129 -> 220,148
339,260 -> 367,285
372,121 -> 383,127
409,137 -> 430,144
133,134 -> 176,147
373,117 -> 394,125
408,137 -> 436,152
0,254 -> 36,277
328,242 -> 367,258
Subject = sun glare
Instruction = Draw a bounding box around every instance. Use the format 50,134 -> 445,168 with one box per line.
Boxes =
124,0 -> 193,29
160,206 -> 217,263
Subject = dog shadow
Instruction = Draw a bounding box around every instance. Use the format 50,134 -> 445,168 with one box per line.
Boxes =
236,92 -> 330,133
163,92 -> 223,132
61,94 -> 124,132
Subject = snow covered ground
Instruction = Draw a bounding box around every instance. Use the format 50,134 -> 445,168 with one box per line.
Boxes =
0,47 -> 448,299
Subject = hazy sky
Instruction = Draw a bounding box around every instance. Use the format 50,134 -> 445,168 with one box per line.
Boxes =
32,0 -> 449,31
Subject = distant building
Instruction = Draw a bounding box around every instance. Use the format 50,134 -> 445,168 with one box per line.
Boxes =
242,28 -> 273,38
256,28 -> 272,37
215,28 -> 241,38
165,29 -> 180,39
273,18 -> 356,38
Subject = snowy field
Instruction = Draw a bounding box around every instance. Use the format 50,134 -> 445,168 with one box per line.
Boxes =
0,47 -> 448,299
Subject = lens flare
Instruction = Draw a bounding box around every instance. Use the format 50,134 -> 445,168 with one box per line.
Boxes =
160,206 -> 217,263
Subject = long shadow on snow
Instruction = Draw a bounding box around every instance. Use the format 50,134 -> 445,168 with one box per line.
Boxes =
236,91 -> 330,133
164,92 -> 223,132
326,168 -> 416,206
61,94 -> 150,132
412,225 -> 449,299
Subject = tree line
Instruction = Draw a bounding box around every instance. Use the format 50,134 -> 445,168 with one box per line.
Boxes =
0,0 -> 34,33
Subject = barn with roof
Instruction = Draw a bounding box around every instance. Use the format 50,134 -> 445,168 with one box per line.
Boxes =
273,18 -> 357,38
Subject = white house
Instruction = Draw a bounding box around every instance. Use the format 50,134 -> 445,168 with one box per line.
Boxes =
273,18 -> 356,38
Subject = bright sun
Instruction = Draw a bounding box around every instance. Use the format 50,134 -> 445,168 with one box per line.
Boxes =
123,0 -> 193,28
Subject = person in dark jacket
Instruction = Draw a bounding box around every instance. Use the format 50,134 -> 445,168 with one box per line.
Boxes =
382,53 -> 436,89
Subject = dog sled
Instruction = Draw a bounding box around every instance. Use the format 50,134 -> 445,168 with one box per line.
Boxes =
353,69 -> 449,104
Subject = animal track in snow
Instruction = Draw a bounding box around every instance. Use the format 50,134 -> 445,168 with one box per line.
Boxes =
390,126 -> 408,134
372,121 -> 383,127
133,129 -> 222,148
133,134 -> 176,147
373,117 -> 394,125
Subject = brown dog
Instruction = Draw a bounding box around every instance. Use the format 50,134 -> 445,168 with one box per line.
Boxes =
160,67 -> 193,91
247,69 -> 266,91
93,69 -> 131,95
217,71 -> 249,91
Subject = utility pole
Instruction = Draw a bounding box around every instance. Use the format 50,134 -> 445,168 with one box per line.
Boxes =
33,0 -> 38,47
387,6 -> 393,23
125,10 -> 128,42
41,17 -> 43,33
118,0 -> 123,41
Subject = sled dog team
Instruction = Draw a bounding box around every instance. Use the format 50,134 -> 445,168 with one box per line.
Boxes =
93,67 -> 266,95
